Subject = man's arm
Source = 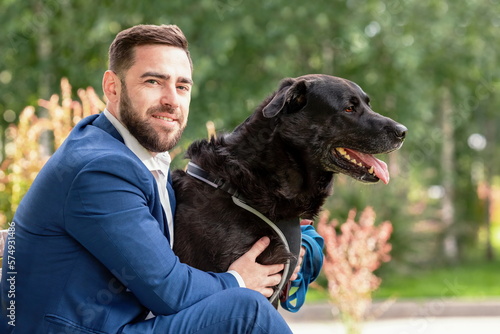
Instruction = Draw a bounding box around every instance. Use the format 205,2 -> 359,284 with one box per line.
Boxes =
64,155 -> 239,315
64,154 -> 284,315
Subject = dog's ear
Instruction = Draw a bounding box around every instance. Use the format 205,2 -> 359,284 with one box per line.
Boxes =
262,79 -> 308,118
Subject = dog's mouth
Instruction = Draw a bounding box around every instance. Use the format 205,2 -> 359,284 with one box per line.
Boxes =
331,147 -> 390,184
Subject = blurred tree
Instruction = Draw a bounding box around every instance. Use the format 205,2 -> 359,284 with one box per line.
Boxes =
0,0 -> 499,267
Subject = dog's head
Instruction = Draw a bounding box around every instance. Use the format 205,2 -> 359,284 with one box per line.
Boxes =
262,74 -> 407,184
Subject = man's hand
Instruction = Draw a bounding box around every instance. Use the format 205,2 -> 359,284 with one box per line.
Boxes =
228,237 -> 284,298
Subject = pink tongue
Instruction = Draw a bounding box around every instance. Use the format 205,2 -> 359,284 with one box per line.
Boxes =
344,148 -> 390,184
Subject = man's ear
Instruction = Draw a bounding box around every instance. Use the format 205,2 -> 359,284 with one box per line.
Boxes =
102,70 -> 121,104
262,78 -> 308,118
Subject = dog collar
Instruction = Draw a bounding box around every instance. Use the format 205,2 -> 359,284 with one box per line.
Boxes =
186,162 -> 243,199
185,161 -> 292,304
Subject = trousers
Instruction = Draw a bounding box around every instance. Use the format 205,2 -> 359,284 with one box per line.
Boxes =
121,288 -> 293,334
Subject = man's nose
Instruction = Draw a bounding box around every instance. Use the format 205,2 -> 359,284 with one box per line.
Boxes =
160,85 -> 179,110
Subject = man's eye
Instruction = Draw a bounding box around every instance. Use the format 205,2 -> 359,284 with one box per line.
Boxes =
177,85 -> 190,91
146,79 -> 159,85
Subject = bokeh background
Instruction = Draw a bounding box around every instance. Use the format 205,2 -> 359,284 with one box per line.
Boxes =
1,0 -> 499,301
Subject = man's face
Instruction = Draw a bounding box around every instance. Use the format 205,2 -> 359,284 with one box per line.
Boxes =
117,44 -> 193,153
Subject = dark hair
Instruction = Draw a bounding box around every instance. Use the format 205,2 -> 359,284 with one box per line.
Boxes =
108,24 -> 192,76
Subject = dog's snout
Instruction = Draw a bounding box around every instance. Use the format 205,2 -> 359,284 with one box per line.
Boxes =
393,124 -> 407,140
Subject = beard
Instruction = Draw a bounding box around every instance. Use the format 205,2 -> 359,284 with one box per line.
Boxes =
119,84 -> 186,153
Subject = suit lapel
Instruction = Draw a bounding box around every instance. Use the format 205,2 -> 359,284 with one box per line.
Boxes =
91,113 -> 125,144
90,113 -> 173,240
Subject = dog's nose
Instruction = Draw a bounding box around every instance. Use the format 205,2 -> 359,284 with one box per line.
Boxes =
394,124 -> 407,140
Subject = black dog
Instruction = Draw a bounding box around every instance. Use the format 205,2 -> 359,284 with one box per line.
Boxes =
172,74 -> 407,301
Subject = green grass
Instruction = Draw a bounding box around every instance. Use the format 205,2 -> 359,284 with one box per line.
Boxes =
374,260 -> 500,300
305,260 -> 500,303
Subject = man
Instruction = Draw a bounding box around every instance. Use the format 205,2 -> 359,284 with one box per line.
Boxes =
0,24 -> 297,333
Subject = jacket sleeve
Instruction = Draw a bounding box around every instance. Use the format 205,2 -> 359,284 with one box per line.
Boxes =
63,154 -> 239,315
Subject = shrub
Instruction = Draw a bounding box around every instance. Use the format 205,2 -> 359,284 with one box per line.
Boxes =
317,207 -> 392,334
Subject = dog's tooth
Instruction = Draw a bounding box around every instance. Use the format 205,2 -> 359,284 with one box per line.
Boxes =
368,166 -> 374,174
345,154 -> 351,160
337,148 -> 346,155
357,162 -> 363,167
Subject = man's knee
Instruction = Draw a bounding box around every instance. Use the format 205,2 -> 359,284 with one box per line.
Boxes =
220,289 -> 291,333
227,289 -> 282,318
223,288 -> 269,307
219,288 -> 278,318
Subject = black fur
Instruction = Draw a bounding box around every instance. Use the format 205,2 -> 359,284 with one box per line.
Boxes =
172,74 -> 406,286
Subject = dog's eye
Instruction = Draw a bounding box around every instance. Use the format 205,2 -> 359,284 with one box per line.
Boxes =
345,106 -> 355,113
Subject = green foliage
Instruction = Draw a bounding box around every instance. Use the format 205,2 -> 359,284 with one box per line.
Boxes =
1,0 -> 499,269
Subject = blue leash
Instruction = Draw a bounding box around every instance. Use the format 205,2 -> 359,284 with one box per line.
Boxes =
280,224 -> 324,312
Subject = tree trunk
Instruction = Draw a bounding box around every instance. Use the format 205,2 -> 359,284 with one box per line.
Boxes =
441,87 -> 459,262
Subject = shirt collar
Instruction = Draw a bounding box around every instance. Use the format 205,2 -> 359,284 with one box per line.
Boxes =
103,109 -> 171,173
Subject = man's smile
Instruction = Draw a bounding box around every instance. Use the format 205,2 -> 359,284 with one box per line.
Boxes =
153,115 -> 175,122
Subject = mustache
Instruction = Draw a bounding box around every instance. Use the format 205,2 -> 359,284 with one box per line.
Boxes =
147,104 -> 177,115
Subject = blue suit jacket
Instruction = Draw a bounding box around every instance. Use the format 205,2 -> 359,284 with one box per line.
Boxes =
0,114 -> 238,333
